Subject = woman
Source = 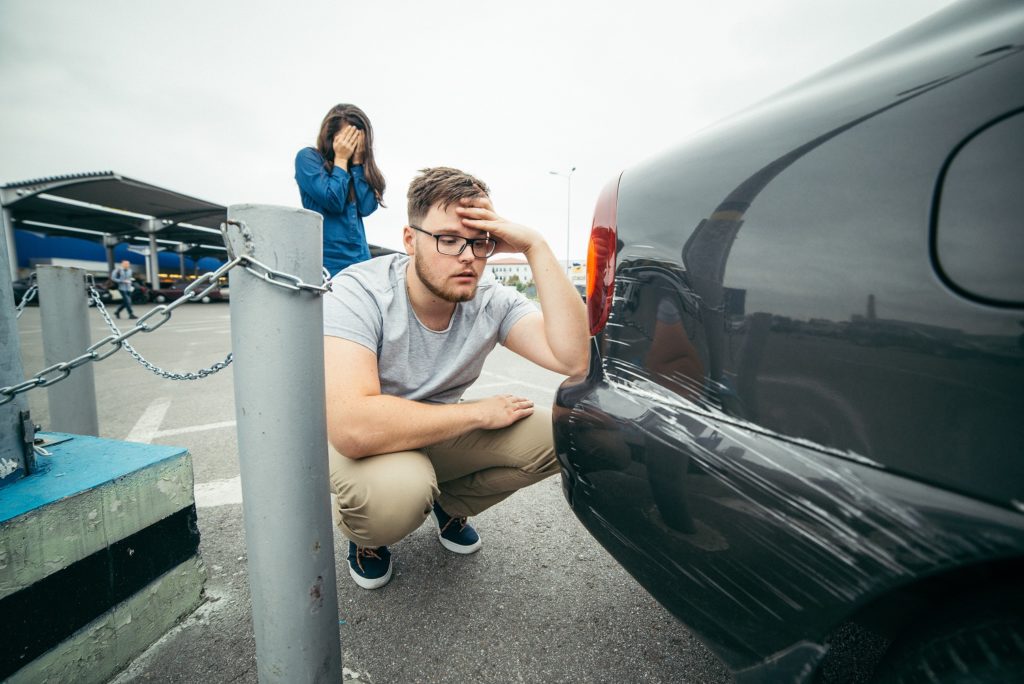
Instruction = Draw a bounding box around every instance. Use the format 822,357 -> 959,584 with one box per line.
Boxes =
295,104 -> 386,275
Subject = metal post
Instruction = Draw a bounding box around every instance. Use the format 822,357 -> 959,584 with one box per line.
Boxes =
565,171 -> 572,275
2,207 -> 17,281
0,223 -> 30,481
37,265 -> 99,436
549,167 -> 575,276
103,234 -> 119,274
225,204 -> 341,683
148,233 -> 160,288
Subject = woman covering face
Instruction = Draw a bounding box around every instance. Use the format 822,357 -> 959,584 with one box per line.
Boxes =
294,103 -> 386,276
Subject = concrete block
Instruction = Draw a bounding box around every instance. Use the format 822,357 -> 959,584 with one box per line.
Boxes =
0,432 -> 205,680
8,556 -> 206,684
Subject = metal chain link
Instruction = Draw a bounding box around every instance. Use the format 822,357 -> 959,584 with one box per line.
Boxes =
2,221 -> 331,406
14,273 -> 38,318
220,219 -> 334,295
88,273 -> 236,381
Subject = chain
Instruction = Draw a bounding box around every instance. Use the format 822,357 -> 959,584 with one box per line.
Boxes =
15,273 -> 38,318
2,223 -> 332,406
220,219 -> 334,295
88,273 -> 236,381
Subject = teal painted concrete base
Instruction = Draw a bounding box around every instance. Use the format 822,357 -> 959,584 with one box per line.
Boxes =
7,556 -> 207,684
0,432 -> 205,681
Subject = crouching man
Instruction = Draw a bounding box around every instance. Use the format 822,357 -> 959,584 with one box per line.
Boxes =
323,166 -> 589,589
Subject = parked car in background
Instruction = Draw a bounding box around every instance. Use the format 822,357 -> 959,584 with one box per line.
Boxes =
12,276 -> 149,307
94,280 -> 149,305
554,2 -> 1024,682
151,277 -> 228,304
11,277 -> 37,307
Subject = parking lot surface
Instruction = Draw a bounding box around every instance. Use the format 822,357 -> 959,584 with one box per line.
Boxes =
15,302 -> 730,683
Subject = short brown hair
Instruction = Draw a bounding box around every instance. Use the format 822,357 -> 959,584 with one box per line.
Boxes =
407,167 -> 490,225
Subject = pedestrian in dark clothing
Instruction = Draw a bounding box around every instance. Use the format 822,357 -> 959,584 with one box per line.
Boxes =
111,259 -> 138,319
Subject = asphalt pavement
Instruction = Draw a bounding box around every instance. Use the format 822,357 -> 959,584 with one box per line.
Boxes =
14,300 -> 731,684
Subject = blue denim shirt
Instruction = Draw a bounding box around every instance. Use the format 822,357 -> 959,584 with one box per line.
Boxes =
295,147 -> 379,275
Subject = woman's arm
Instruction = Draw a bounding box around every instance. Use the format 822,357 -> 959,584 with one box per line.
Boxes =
294,148 -> 351,214
349,165 -> 380,217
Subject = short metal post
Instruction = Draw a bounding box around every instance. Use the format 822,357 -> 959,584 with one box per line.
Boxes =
225,204 -> 340,683
37,265 -> 99,436
0,223 -> 30,481
148,233 -> 159,287
103,234 -> 118,274
2,207 -> 17,281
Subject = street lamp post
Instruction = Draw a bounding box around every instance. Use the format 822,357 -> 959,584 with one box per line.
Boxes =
549,166 -> 575,276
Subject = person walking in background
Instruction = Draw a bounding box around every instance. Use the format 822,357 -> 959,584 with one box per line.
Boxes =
111,259 -> 138,319
295,104 -> 386,276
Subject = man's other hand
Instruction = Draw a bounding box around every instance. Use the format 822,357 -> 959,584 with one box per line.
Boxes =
474,394 -> 535,429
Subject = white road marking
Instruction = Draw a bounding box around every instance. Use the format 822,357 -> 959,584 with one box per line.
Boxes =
194,475 -> 242,508
154,420 -> 236,438
124,398 -> 171,444
477,371 -> 557,394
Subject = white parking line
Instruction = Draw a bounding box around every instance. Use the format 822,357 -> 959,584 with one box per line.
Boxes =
194,475 -> 242,508
124,398 -> 171,443
477,371 -> 556,394
155,420 -> 236,438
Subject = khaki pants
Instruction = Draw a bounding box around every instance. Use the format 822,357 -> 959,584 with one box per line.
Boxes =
329,408 -> 558,548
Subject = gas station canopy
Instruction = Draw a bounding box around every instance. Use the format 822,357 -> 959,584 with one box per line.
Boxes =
1,171 -> 397,283
0,171 -> 229,275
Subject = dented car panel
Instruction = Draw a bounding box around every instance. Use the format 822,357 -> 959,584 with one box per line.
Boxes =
554,1 -> 1024,679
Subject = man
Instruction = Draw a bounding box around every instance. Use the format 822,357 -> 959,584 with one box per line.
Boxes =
111,259 -> 138,319
323,167 -> 589,589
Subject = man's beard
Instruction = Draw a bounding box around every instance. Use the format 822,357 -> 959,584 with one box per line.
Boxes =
414,252 -> 477,303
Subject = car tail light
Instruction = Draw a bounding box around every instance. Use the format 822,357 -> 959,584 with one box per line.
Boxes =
586,174 -> 621,336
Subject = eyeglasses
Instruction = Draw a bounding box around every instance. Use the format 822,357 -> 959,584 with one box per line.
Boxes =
410,225 -> 497,259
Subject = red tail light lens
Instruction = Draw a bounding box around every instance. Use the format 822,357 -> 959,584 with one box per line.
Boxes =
586,174 -> 621,336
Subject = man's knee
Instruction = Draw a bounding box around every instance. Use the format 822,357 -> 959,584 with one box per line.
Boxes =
329,448 -> 438,547
509,410 -> 559,476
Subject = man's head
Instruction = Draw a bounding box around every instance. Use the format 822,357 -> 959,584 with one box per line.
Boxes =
120,260 -> 130,269
407,167 -> 489,227
404,167 -> 493,304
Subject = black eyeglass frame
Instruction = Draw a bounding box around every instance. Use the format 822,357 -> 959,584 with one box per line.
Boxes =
409,225 -> 497,259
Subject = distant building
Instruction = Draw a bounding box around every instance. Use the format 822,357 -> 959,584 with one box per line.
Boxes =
486,257 -> 532,284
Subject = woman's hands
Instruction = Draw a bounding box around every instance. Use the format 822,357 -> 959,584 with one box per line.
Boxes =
331,126 -> 364,169
353,132 -> 366,165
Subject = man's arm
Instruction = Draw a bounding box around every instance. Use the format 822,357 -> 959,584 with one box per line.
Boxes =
457,198 -> 590,376
325,336 -> 535,458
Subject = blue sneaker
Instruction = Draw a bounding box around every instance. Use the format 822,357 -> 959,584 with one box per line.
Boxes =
347,542 -> 392,589
431,501 -> 482,554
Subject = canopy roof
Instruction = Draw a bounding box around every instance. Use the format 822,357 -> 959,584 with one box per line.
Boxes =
1,171 -> 228,258
1,171 -> 398,264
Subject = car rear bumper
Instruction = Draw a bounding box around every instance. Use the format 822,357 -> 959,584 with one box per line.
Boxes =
553,339 -> 1024,676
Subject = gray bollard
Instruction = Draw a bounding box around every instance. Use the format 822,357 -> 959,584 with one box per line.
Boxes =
37,265 -> 99,436
0,223 -> 31,479
224,204 -> 341,684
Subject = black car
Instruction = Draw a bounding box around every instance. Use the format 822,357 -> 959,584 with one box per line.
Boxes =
151,277 -> 228,304
554,2 -> 1024,682
12,276 -> 148,307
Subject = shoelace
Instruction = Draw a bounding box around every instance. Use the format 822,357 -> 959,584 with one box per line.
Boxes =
355,547 -> 382,573
439,516 -> 468,535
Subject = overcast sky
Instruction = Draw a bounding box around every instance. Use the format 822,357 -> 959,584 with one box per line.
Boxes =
0,0 -> 955,261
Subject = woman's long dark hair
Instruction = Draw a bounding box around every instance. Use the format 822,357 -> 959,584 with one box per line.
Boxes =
315,103 -> 386,205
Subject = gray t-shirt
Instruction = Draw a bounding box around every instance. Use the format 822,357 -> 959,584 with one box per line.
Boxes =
323,253 -> 538,404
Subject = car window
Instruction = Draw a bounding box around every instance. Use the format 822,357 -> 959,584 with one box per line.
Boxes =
934,110 -> 1024,305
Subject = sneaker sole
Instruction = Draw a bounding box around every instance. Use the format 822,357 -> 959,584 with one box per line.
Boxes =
348,562 -> 392,590
432,511 -> 482,555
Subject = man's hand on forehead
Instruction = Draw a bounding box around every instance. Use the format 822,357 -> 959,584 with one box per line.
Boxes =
456,197 -> 543,255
